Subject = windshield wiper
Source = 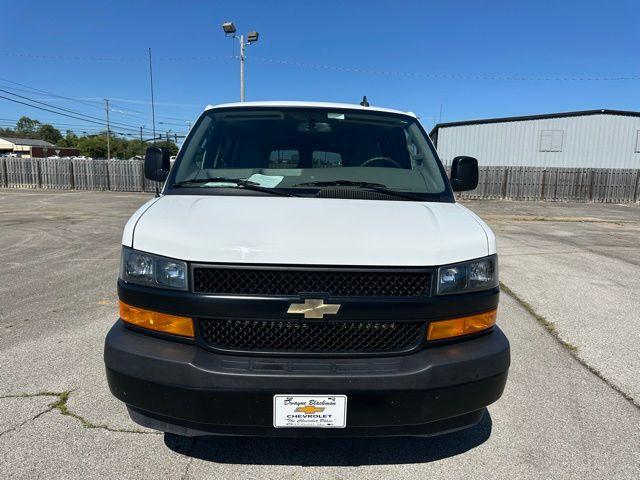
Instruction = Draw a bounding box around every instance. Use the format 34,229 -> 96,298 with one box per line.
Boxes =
292,179 -> 419,201
172,177 -> 296,197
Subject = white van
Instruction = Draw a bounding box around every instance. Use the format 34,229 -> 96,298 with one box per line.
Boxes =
105,101 -> 509,437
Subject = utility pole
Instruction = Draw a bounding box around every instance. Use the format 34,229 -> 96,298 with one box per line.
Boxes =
148,48 -> 157,145
140,126 -> 144,157
105,98 -> 111,160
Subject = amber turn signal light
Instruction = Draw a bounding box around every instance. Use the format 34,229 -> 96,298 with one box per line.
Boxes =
427,309 -> 497,341
119,301 -> 194,338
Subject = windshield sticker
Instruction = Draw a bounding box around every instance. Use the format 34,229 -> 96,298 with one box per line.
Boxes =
247,174 -> 284,188
327,112 -> 345,120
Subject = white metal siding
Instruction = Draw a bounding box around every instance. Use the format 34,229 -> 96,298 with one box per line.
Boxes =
0,138 -> 16,150
436,114 -> 640,168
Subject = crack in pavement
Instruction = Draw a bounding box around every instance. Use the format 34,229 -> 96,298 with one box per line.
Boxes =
0,406 -> 53,438
483,215 -> 639,225
3,283 -> 636,445
169,435 -> 197,479
0,390 -> 161,435
182,454 -> 195,480
499,282 -> 639,409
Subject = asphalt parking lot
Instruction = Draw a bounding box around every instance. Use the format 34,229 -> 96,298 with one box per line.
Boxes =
0,190 -> 638,479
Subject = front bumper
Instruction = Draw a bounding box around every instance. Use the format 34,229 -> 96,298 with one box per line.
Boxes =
104,321 -> 510,437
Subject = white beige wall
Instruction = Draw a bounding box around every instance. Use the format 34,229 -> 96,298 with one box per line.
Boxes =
436,114 -> 640,168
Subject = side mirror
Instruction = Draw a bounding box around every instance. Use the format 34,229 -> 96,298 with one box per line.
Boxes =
144,147 -> 171,182
450,156 -> 478,191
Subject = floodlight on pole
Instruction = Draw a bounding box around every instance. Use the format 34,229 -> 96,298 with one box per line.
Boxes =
222,22 -> 236,35
221,21 -> 260,102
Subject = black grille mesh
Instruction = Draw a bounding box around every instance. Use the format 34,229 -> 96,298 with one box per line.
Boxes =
199,319 -> 425,353
193,267 -> 431,297
316,187 -> 401,201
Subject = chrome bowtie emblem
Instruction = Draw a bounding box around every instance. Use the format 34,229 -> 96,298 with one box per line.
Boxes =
287,299 -> 341,319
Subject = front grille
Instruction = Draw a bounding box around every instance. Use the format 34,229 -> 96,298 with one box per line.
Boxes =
192,266 -> 431,297
199,318 -> 425,354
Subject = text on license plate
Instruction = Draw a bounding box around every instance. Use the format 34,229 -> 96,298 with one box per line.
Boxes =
273,395 -> 347,428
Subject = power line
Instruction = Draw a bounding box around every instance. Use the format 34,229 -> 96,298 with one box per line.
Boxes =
0,51 -> 234,63
0,87 -> 141,131
0,76 -> 107,111
0,89 -> 189,123
2,51 -> 639,81
0,88 -> 156,133
0,117 -> 182,139
101,101 -> 191,122
84,97 -> 200,109
0,94 -> 114,127
251,56 -> 640,81
0,121 -> 147,138
0,95 -> 156,136
0,77 -> 191,125
0,52 -> 143,62
0,117 -> 188,135
0,118 -> 121,130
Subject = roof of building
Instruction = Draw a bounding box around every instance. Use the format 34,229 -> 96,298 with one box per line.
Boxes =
0,137 -> 55,147
205,101 -> 417,118
430,109 -> 640,135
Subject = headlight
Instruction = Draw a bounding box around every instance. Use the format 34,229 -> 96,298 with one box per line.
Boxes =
120,247 -> 188,291
437,255 -> 498,295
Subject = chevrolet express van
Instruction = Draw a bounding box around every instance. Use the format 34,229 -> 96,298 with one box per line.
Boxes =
104,101 -> 510,437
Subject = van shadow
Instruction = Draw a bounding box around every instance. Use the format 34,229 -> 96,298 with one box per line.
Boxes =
164,409 -> 492,466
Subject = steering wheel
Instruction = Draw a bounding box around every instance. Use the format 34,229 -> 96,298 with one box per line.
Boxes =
360,157 -> 403,168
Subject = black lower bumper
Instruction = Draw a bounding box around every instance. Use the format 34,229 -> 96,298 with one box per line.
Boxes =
105,321 -> 509,437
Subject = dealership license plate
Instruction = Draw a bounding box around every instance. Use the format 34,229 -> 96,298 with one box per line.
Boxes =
273,395 -> 347,428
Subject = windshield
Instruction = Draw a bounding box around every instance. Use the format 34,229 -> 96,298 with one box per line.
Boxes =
167,107 -> 451,201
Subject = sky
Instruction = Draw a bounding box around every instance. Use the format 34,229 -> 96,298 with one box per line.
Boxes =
1,0 -> 639,140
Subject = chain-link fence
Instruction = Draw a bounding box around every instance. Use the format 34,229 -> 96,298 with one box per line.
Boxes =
0,157 -> 639,202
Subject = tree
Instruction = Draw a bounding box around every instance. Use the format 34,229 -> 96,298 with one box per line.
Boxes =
155,140 -> 179,156
15,116 -> 41,137
0,127 -> 14,137
1,114 -> 180,157
37,124 -> 62,144
76,134 -> 108,158
125,139 -> 146,158
58,130 -> 79,148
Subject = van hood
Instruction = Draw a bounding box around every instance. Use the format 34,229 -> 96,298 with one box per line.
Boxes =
127,195 -> 492,266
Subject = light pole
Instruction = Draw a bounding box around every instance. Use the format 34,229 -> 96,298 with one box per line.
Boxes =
148,48 -> 156,145
222,22 -> 259,102
104,98 -> 111,160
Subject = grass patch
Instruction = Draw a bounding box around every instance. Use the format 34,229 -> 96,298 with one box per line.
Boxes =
499,282 -> 637,407
0,390 -> 159,434
499,282 -> 578,352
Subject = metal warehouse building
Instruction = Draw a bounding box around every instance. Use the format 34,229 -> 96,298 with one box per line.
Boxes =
430,109 -> 640,169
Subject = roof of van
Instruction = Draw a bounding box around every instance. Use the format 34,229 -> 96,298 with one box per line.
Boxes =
204,101 -> 417,118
